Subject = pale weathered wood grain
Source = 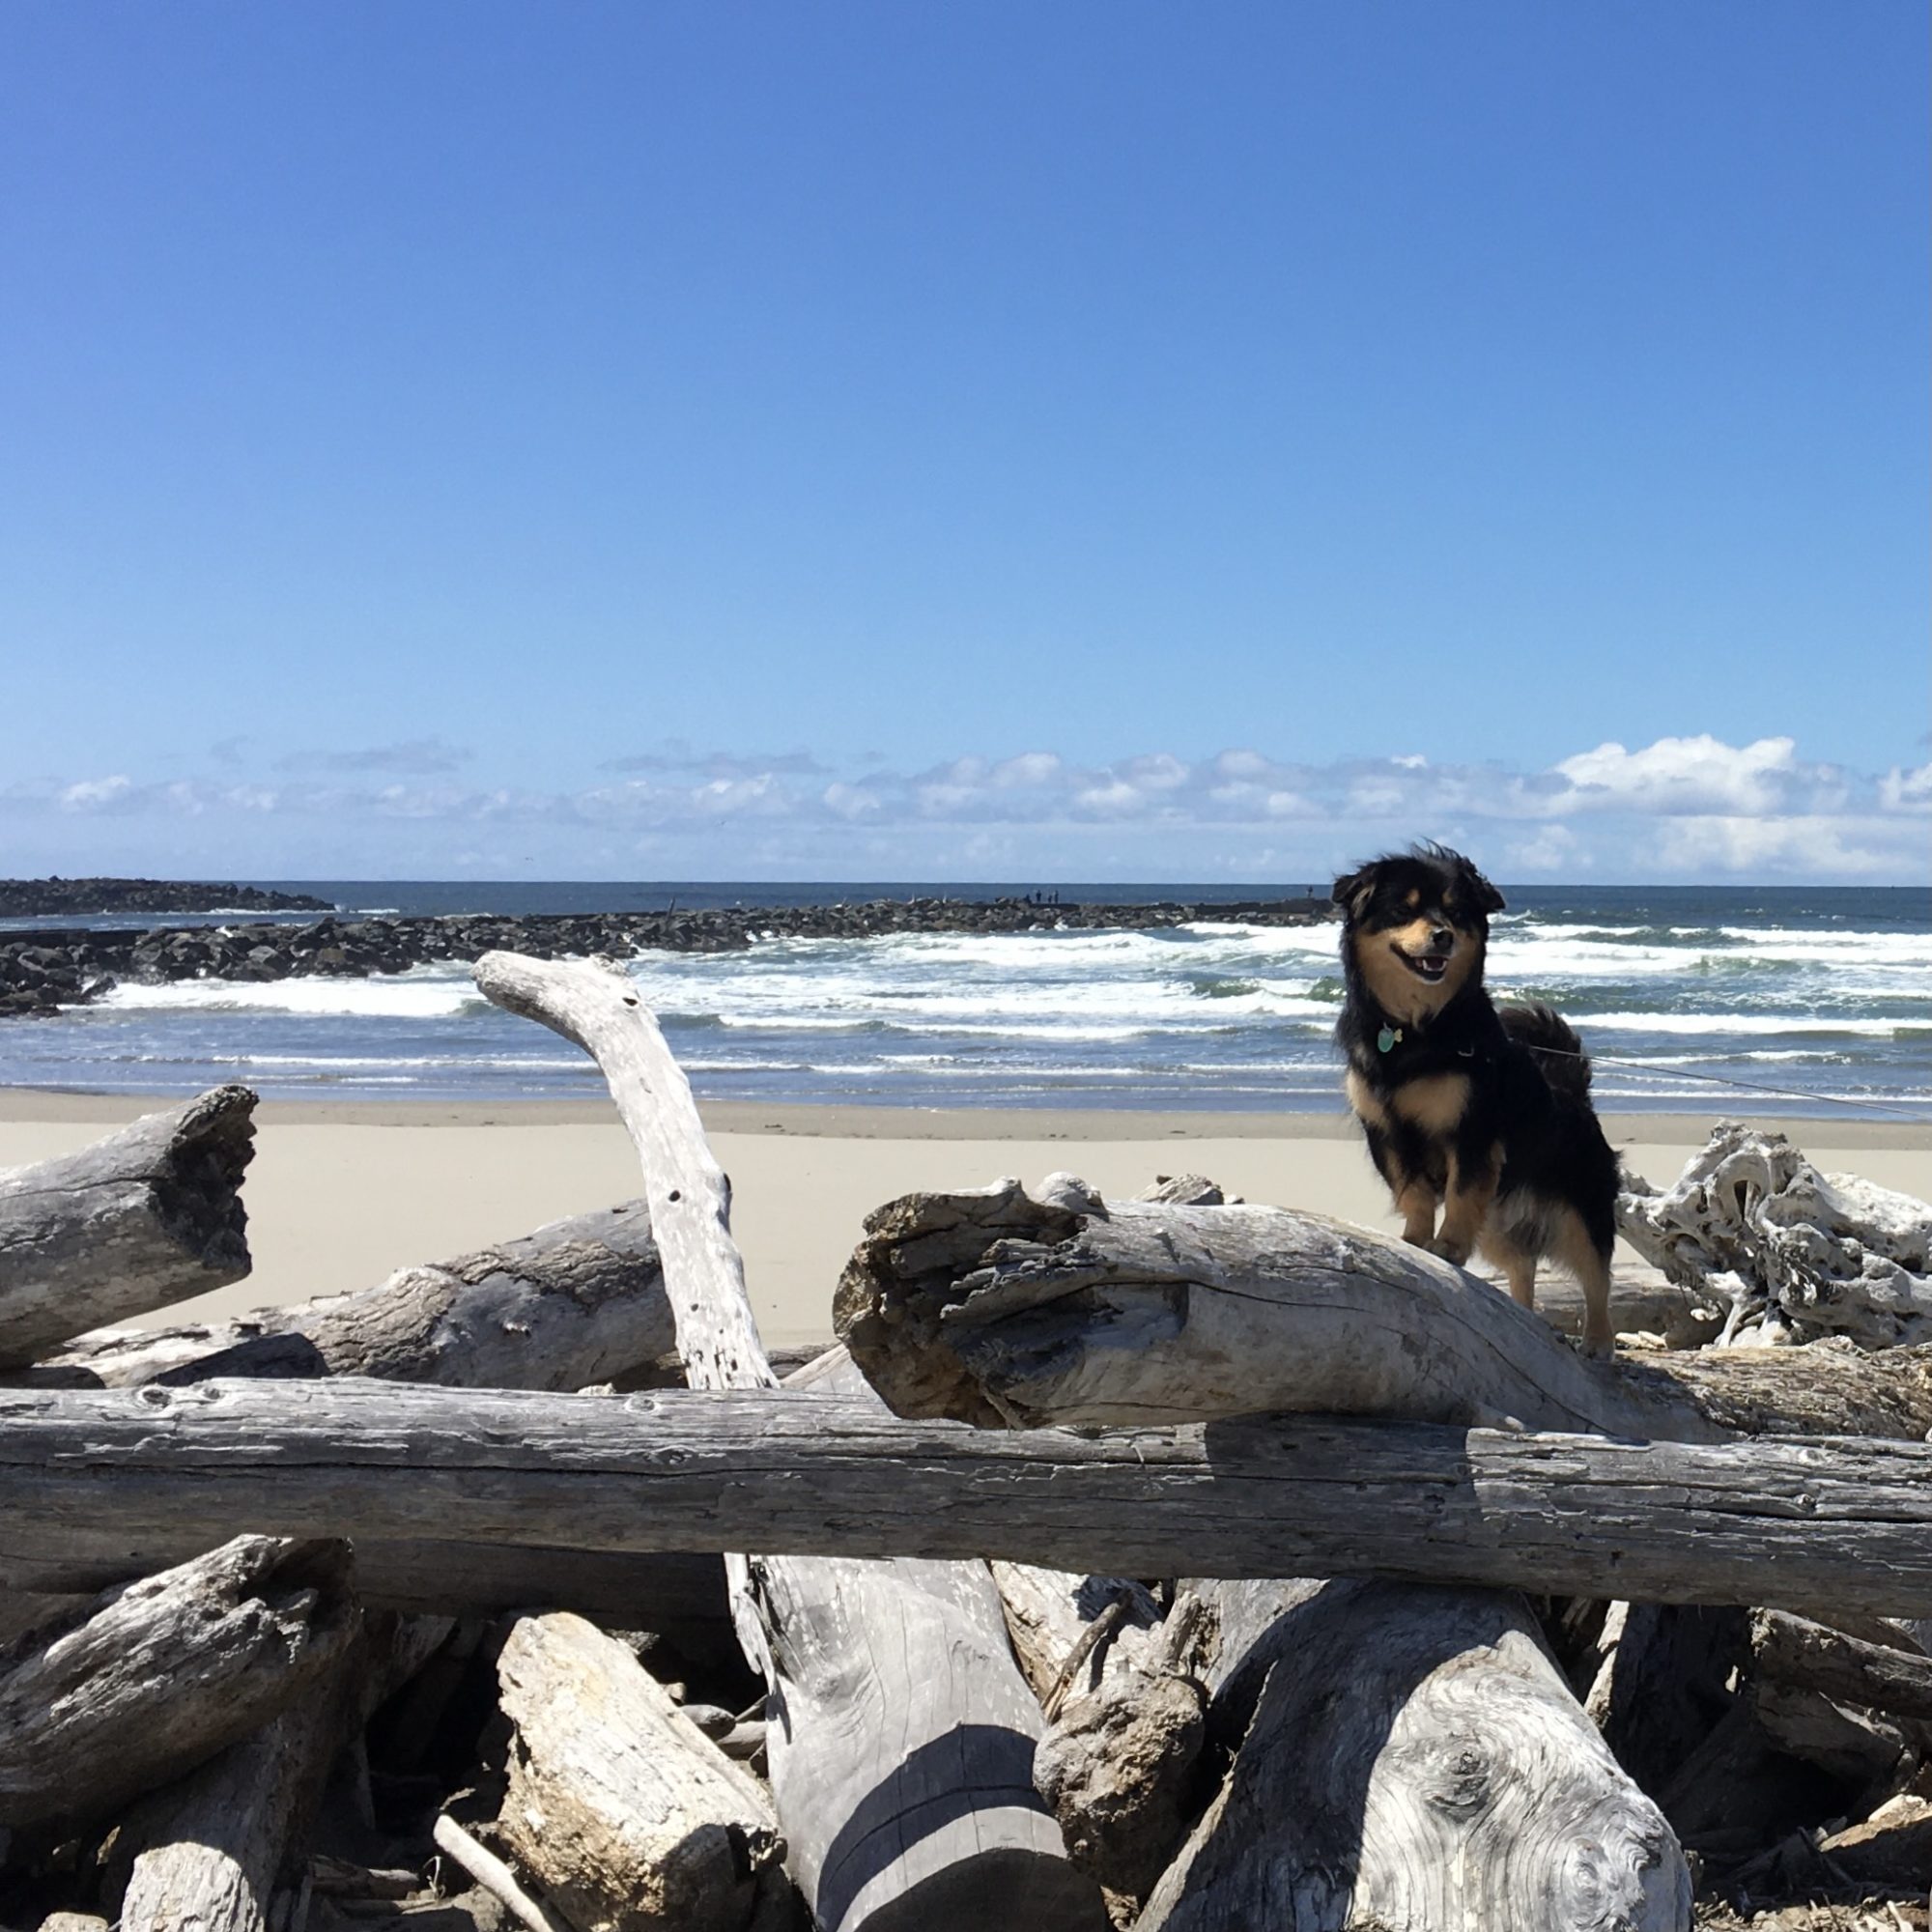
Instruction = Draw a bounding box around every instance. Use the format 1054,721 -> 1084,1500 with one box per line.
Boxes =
1140,1580 -> 1690,1932
472,952 -> 1105,1932
834,1178 -> 1932,1439
1,1378 -> 1930,1614
494,1612 -> 786,1932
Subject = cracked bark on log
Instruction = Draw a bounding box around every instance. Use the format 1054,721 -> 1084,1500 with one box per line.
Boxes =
1749,1608 -> 1932,1724
12,1201 -> 671,1392
492,1611 -> 787,1932
0,1534 -> 355,1829
114,1644 -> 355,1932
472,952 -> 1105,1932
833,1176 -> 1932,1440
5,1378 -> 1932,1614
0,1086 -> 254,1368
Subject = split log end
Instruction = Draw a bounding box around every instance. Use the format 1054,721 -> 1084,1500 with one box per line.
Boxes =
834,1179 -> 1082,1426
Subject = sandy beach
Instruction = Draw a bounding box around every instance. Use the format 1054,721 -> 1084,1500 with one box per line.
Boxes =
3,1089 -> 1926,1350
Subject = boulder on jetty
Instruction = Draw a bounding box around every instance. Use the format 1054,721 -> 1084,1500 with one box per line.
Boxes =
0,894 -> 1335,1017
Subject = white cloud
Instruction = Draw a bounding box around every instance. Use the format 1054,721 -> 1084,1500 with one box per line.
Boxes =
991,751 -> 1062,788
1650,814 -> 1898,878
1073,780 -> 1146,817
1504,824 -> 1580,872
1550,734 -> 1806,815
5,732 -> 1925,883
822,781 -> 881,820
59,775 -> 134,811
1880,761 -> 1932,811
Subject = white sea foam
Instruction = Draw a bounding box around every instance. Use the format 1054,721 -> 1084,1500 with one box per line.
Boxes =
7,895 -> 1920,1115
99,974 -> 483,1020
1574,1010 -> 1928,1037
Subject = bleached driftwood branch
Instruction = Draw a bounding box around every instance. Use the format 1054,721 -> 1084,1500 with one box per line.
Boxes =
13,1200 -> 671,1392
1620,1121 -> 1932,1345
993,1564 -> 1208,1898
0,1086 -> 255,1367
833,1176 -> 1932,1439
472,952 -> 1105,1932
4,1378 -> 1932,1615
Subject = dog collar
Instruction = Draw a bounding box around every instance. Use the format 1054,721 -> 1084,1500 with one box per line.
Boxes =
1377,1025 -> 1403,1053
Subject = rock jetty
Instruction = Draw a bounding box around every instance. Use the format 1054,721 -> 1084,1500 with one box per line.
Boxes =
0,877 -> 331,919
0,895 -> 1333,1018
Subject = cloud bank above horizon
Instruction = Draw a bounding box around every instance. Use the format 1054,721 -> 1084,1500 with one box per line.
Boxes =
6,732 -> 1928,886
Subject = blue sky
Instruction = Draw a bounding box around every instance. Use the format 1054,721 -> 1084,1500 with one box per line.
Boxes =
2,3 -> 1925,883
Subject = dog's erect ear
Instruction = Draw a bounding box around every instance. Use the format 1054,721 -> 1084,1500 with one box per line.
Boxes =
1458,857 -> 1506,916
1331,864 -> 1379,920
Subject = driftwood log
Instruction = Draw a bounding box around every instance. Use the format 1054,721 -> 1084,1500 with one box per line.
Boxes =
5,1379 -> 1932,1615
1619,1121 -> 1932,1346
113,1651 -> 354,1932
871,1176 -> 1694,1928
1749,1607 -> 1932,1723
13,1200 -> 670,1392
0,1534 -> 355,1829
765,1350 -> 1094,1932
0,1086 -> 254,1368
493,1612 -> 787,1932
1140,1578 -> 1690,1931
833,1176 -> 1932,1440
0,1520 -> 726,1637
1122,1172 -> 1720,1346
473,952 -> 1105,1932
0,1194 -> 722,1644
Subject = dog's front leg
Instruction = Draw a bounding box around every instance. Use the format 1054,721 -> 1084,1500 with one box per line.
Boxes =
1429,1142 -> 1499,1266
1394,1179 -> 1439,1247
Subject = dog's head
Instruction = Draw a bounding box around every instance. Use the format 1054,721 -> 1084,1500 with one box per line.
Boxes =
1331,844 -> 1505,1022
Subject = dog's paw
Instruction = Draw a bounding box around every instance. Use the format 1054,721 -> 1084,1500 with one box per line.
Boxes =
1579,1330 -> 1616,1361
1425,1235 -> 1472,1266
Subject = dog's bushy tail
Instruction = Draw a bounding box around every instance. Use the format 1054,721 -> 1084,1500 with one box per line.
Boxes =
1500,1001 -> 1592,1097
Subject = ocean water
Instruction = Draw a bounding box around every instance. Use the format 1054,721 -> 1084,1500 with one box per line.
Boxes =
1,882 -> 1926,1119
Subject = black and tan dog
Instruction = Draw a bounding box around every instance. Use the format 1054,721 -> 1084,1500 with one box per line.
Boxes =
1332,843 -> 1620,1354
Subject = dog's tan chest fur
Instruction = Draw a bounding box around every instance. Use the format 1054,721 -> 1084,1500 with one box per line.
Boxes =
1388,1071 -> 1471,1134
1343,1068 -> 1387,1128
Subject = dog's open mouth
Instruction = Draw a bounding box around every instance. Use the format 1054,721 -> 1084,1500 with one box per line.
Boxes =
1395,947 -> 1452,983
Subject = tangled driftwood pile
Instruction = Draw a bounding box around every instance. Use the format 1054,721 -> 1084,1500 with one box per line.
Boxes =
0,953 -> 1928,1932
